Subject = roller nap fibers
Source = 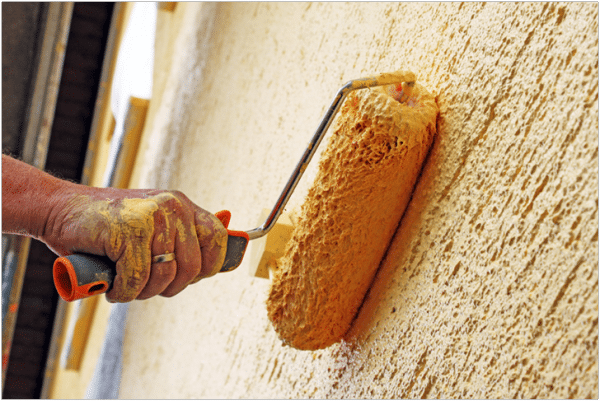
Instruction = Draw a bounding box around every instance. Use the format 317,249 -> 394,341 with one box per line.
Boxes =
267,79 -> 439,350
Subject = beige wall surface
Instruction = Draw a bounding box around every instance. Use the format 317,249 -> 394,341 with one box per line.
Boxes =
121,2 -> 598,398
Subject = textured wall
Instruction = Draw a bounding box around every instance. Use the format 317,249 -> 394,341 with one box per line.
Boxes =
121,2 -> 598,398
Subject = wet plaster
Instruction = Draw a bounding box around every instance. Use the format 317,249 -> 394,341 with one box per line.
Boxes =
120,2 -> 598,398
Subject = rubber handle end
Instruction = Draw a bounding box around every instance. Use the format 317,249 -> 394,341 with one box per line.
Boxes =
53,255 -> 113,302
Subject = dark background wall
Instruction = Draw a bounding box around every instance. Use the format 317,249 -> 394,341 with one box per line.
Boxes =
2,2 -> 46,157
2,3 -> 114,398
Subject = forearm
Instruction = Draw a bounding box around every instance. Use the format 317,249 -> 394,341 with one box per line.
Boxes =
2,154 -> 76,239
2,154 -> 228,301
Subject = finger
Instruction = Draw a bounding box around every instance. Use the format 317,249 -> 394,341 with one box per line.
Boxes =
137,209 -> 177,300
106,242 -> 152,302
136,258 -> 176,300
191,211 -> 228,284
160,215 -> 202,297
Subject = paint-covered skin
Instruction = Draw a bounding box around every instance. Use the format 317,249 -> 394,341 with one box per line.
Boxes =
41,186 -> 228,302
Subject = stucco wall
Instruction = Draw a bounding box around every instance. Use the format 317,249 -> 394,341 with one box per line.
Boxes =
121,2 -> 598,398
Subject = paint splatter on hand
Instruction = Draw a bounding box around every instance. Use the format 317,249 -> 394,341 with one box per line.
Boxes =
42,187 -> 228,302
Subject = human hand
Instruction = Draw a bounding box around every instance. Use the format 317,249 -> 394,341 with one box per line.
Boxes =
42,186 -> 227,302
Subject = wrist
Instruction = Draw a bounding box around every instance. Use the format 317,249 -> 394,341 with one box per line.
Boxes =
40,179 -> 85,243
2,155 -> 76,239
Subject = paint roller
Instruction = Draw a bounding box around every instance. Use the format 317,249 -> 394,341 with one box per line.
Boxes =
53,70 -> 439,353
267,76 -> 438,350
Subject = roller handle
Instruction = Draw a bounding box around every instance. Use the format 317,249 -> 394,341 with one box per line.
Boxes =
52,210 -> 249,302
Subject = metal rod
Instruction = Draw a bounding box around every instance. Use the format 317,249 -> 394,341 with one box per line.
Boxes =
246,73 -> 415,240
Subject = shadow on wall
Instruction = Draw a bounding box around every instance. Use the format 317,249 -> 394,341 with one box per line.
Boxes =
346,94 -> 447,346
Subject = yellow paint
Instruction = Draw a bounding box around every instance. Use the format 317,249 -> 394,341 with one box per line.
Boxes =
61,192 -> 208,301
190,213 -> 228,281
175,218 -> 187,243
267,80 -> 438,350
116,3 -> 597,399
350,70 -> 417,90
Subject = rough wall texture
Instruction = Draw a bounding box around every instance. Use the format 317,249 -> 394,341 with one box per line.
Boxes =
121,2 -> 598,398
